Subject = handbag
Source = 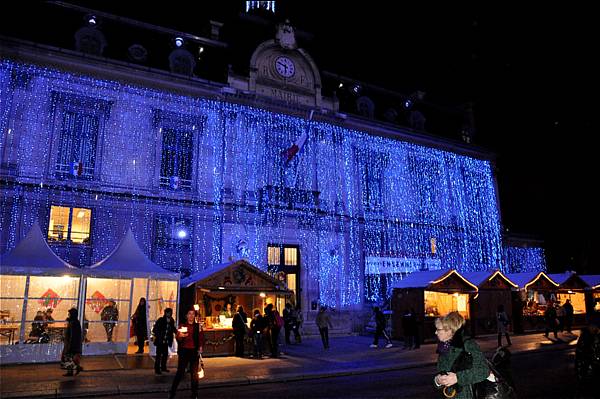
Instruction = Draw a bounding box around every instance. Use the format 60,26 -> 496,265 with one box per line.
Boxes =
473,361 -> 517,399
197,353 -> 205,379
444,340 -> 516,399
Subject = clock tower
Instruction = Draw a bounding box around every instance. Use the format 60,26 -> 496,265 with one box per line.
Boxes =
227,20 -> 338,111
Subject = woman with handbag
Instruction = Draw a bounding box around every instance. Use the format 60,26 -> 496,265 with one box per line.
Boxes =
232,305 -> 248,357
433,312 -> 490,399
61,308 -> 83,377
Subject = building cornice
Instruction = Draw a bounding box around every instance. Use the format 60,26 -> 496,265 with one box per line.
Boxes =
1,36 -> 495,161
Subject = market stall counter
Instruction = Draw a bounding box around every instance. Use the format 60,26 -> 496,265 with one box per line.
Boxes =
391,269 -> 478,343
547,272 -> 590,328
462,270 -> 518,335
506,272 -> 559,333
180,259 -> 293,357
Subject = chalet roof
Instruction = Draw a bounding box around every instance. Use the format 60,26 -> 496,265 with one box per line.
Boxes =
461,270 -> 517,288
391,269 -> 478,291
505,272 -> 558,289
181,259 -> 290,293
579,275 -> 600,289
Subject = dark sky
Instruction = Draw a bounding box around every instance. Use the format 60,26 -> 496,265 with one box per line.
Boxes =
5,1 -> 598,273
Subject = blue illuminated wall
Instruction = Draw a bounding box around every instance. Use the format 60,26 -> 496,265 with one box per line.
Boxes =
503,246 -> 547,273
0,60 -> 505,308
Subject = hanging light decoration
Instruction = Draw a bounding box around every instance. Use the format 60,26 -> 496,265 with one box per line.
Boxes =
0,60 -> 509,307
503,246 -> 547,273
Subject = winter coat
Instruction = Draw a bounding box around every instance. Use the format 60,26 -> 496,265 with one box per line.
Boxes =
564,302 -> 574,318
152,315 -> 175,346
497,311 -> 510,334
175,322 -> 205,353
232,311 -> 248,335
64,319 -> 83,355
101,304 -> 119,322
375,310 -> 386,329
315,310 -> 333,329
545,306 -> 558,327
250,315 -> 267,335
436,329 -> 489,399
132,304 -> 147,337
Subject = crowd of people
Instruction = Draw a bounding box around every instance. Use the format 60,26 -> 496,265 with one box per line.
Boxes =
50,295 -> 600,399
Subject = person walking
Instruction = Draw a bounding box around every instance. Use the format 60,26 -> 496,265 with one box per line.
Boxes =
250,309 -> 266,359
152,307 -> 175,375
61,308 -> 83,377
544,302 -> 559,339
294,304 -> 303,343
132,298 -> 147,353
169,308 -> 204,399
497,304 -> 512,347
100,300 -> 119,342
433,312 -> 490,399
264,304 -> 281,357
315,306 -> 333,349
371,306 -> 393,348
563,299 -> 574,333
556,302 -> 566,332
283,303 -> 300,345
232,305 -> 248,357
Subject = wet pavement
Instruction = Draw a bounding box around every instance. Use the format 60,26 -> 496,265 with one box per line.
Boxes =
0,332 -> 578,398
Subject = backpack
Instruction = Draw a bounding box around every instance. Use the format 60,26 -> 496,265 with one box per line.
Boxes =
274,311 -> 284,329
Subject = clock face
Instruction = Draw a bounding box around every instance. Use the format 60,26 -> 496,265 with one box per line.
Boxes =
275,56 -> 295,78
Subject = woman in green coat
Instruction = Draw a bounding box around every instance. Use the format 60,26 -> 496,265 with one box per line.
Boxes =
434,312 -> 490,399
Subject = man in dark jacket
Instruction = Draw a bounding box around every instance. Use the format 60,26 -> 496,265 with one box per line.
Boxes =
371,307 -> 393,348
100,300 -> 119,342
544,303 -> 559,339
563,299 -> 574,333
232,306 -> 248,357
152,307 -> 175,374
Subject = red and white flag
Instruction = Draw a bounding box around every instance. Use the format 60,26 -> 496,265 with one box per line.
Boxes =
281,110 -> 313,165
281,130 -> 308,165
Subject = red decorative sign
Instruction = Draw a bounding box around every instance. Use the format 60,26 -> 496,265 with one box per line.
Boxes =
86,290 -> 108,313
39,289 -> 62,309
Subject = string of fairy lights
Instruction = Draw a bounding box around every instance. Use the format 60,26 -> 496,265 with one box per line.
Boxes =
0,60 -> 510,307
503,247 -> 547,273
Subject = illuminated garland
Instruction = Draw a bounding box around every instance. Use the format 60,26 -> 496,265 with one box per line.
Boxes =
204,333 -> 235,347
0,60 -> 512,308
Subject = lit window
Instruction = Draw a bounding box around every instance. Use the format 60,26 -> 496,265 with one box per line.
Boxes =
268,246 -> 280,265
267,245 -> 299,268
48,206 -> 91,244
284,247 -> 298,266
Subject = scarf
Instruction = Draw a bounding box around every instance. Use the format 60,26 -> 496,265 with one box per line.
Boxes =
437,340 -> 452,355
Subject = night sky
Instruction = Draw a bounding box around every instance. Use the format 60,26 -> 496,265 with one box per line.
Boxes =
4,1 -> 598,273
